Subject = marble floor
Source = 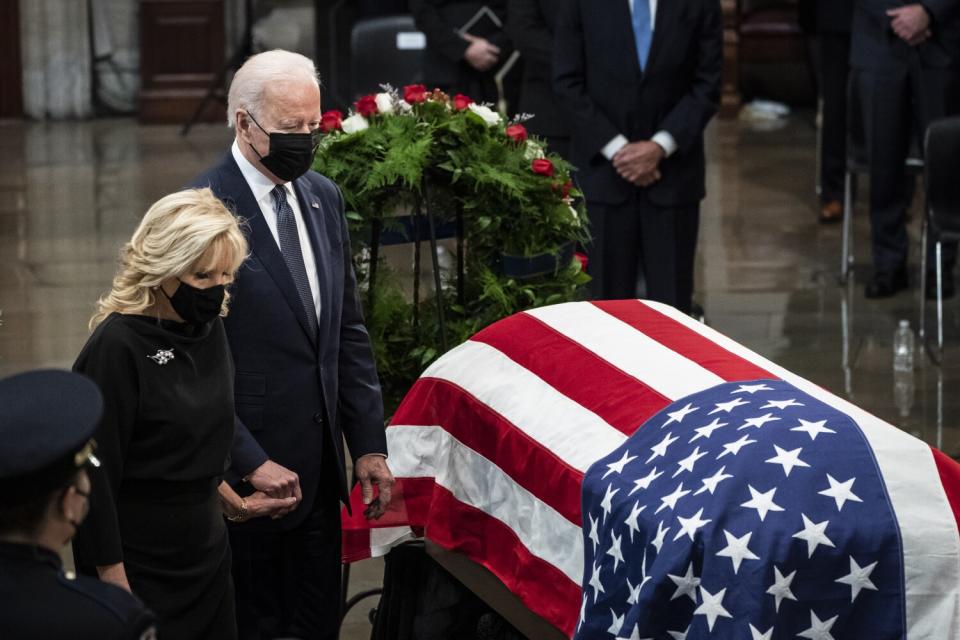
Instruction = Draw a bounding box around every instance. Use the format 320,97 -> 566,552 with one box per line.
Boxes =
1,114 -> 957,637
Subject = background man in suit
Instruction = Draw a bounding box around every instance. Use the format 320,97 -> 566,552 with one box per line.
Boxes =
852,0 -> 960,298
553,0 -> 723,313
800,0 -> 855,223
190,50 -> 394,640
507,0 -> 570,158
412,0 -> 519,107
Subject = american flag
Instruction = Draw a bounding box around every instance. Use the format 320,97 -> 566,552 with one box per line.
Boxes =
341,300 -> 960,638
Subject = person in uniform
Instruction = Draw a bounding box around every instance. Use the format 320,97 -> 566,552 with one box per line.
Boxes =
0,369 -> 157,640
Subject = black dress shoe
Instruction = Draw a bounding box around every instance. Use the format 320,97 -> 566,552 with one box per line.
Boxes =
865,272 -> 908,299
925,274 -> 956,300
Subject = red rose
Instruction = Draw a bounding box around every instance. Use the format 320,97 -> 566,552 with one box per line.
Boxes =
404,84 -> 428,104
452,94 -> 474,110
561,179 -> 573,199
354,94 -> 378,118
320,110 -> 343,133
574,252 -> 589,271
505,124 -> 528,144
532,158 -> 555,177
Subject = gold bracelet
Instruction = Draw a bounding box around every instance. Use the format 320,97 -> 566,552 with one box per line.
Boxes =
227,498 -> 248,523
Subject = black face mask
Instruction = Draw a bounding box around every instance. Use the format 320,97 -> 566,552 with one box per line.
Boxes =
246,112 -> 319,182
162,279 -> 225,326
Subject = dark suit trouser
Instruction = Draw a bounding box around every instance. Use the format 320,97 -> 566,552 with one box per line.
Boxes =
818,32 -> 850,204
231,445 -> 342,640
859,62 -> 958,278
587,197 -> 699,313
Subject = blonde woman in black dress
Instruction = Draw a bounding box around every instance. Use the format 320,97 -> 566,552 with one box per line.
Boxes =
73,188 -> 298,639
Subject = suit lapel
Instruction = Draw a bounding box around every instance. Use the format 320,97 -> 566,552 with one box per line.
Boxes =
618,0 -> 643,77
292,176 -> 334,345
645,0 -> 680,74
220,155 -> 318,349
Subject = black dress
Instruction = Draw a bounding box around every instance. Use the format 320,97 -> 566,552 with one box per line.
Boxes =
73,313 -> 237,640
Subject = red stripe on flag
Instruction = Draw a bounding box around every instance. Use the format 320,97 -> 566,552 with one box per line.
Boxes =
392,380 -> 585,525
471,312 -> 671,434
593,300 -> 776,382
426,484 -> 581,637
931,447 -> 960,534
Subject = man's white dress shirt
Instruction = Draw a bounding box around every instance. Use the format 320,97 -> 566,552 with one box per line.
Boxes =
231,140 -> 322,321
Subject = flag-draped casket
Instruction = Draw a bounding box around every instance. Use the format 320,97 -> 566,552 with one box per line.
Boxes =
341,300 -> 960,638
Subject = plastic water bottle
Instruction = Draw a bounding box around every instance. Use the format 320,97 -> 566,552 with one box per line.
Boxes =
893,319 -> 915,372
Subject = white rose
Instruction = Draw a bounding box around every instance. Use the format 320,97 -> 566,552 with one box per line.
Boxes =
523,140 -> 546,161
468,103 -> 502,126
568,204 -> 580,225
341,114 -> 369,134
375,93 -> 395,115
397,100 -> 413,114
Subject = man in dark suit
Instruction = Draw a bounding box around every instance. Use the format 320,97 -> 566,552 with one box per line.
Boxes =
189,50 -> 394,640
553,0 -> 723,313
412,0 -> 519,107
852,0 -> 960,298
801,0 -> 855,223
507,0 -> 570,158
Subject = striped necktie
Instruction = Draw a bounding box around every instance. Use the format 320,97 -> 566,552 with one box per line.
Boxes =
270,185 -> 319,337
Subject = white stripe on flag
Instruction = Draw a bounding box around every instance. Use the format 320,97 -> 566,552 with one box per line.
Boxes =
387,425 -> 584,584
421,340 -> 627,472
525,303 -> 727,401
369,526 -> 416,558
642,300 -> 960,637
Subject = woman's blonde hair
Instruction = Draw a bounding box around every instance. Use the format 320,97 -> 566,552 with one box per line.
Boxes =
90,188 -> 248,329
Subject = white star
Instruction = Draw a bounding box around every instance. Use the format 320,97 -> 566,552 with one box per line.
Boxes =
623,501 -> 645,543
588,561 -> 605,602
749,624 -> 774,640
674,507 -> 712,542
836,556 -> 878,602
766,565 -> 797,612
689,418 -> 728,443
603,449 -> 638,479
667,629 -> 689,640
579,594 -> 587,625
587,512 -> 600,553
694,466 -> 733,496
793,514 -> 836,558
629,466 -> 664,495
717,434 -> 758,459
791,418 -> 836,441
737,413 -> 781,431
651,520 -> 670,554
693,587 -> 732,631
798,610 -> 839,640
626,575 -> 647,605
673,446 -> 708,478
647,432 -> 680,463
709,397 -> 750,414
715,529 -> 760,574
608,609 -> 625,636
615,624 -> 650,640
600,483 -> 620,524
765,445 -> 811,477
662,402 -> 699,428
667,562 -> 700,602
606,531 -> 625,572
655,482 -> 691,514
818,474 -> 863,511
740,485 -> 785,521
762,398 -> 804,410
732,383 -> 773,394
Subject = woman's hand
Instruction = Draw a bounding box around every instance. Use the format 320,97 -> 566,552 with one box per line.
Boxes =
218,481 -> 297,521
97,563 -> 132,592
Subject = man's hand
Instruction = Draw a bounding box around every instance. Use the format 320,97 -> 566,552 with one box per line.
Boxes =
887,5 -> 932,46
355,454 -> 395,520
245,491 -> 299,520
463,34 -> 501,72
612,141 -> 666,185
246,459 -> 301,503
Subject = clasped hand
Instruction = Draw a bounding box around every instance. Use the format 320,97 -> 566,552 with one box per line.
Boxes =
246,459 -> 302,519
613,141 -> 665,187
887,5 -> 932,46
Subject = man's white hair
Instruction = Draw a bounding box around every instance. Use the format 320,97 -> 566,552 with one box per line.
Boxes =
227,49 -> 320,127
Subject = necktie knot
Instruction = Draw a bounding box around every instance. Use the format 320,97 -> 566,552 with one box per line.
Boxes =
270,184 -> 289,211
